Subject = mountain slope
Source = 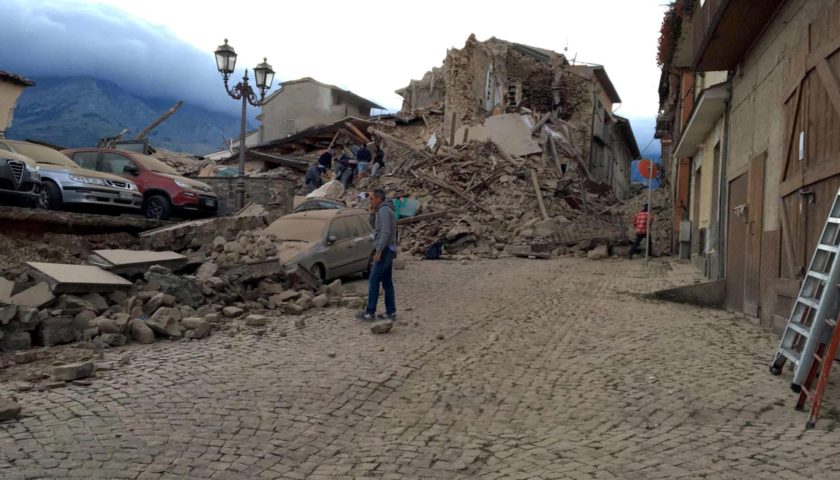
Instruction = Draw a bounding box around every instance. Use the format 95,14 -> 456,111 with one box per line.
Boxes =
7,77 -> 251,155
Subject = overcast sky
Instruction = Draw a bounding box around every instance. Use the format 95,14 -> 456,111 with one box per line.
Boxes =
1,0 -> 666,156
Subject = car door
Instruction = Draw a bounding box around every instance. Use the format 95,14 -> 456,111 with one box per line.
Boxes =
101,152 -> 144,189
351,214 -> 376,272
70,151 -> 101,171
324,217 -> 358,278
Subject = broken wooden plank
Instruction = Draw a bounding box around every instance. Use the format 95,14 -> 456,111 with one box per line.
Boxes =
530,112 -> 551,136
529,168 -> 550,220
370,129 -> 433,159
397,209 -> 462,225
413,171 -> 491,213
344,122 -> 371,144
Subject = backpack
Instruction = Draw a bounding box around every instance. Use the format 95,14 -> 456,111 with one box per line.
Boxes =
424,240 -> 443,260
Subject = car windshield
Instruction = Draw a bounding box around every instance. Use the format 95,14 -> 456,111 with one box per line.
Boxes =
9,142 -> 79,168
131,154 -> 180,175
263,217 -> 328,242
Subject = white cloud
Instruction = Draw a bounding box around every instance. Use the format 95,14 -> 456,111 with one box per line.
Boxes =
91,0 -> 666,119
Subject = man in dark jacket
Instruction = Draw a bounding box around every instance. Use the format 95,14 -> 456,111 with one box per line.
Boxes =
304,162 -> 327,193
357,189 -> 397,321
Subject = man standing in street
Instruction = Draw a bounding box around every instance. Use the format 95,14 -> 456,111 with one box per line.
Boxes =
357,189 -> 397,321
627,203 -> 654,259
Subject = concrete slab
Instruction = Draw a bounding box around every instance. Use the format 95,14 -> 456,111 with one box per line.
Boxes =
0,276 -> 13,301
88,249 -> 187,275
27,263 -> 132,294
7,282 -> 54,308
455,114 -> 542,157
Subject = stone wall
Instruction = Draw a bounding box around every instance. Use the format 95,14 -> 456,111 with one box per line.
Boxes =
198,177 -> 295,217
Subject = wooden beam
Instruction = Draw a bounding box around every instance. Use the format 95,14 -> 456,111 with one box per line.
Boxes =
529,168 -> 549,220
547,136 -> 565,177
344,122 -> 371,144
781,84 -> 803,183
531,112 -> 551,136
397,209 -> 461,225
136,101 -> 183,140
412,171 -> 491,213
370,128 -> 433,159
816,60 -> 840,116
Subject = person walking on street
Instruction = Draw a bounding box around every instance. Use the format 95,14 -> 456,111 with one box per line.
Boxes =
628,203 -> 654,259
357,189 -> 397,321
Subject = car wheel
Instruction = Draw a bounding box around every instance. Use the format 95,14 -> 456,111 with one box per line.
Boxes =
143,194 -> 172,220
42,181 -> 63,210
311,263 -> 326,283
35,184 -> 50,210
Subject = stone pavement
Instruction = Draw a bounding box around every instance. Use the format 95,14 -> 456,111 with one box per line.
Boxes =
2,256 -> 840,479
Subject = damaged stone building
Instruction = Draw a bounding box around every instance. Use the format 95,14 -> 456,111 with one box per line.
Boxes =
396,35 -> 639,199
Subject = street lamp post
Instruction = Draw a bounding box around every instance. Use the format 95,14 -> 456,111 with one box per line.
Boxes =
214,39 -> 275,209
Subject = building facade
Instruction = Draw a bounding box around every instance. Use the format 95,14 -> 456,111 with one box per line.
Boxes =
258,78 -> 382,144
657,0 -> 840,332
0,71 -> 34,139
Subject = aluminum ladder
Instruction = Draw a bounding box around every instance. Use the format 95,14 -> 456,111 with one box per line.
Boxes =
771,188 -> 840,391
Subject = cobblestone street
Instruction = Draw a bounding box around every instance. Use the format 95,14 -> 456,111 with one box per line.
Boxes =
3,257 -> 840,479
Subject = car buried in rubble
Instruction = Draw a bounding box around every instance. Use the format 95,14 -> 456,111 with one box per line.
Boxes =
0,148 -> 45,208
0,140 -> 142,213
262,208 -> 376,282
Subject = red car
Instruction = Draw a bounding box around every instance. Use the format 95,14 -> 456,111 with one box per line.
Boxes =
62,148 -> 218,220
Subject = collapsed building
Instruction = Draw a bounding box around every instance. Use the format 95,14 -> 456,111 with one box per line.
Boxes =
396,35 -> 640,200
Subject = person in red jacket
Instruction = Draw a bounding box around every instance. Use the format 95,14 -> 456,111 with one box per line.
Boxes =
628,203 -> 653,259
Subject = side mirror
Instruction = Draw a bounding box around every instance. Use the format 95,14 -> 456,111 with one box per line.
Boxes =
123,164 -> 140,175
327,235 -> 337,245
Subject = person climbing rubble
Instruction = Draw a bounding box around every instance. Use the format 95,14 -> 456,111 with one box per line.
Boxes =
627,203 -> 654,259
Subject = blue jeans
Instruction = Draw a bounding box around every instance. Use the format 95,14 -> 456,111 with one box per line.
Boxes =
366,248 -> 396,315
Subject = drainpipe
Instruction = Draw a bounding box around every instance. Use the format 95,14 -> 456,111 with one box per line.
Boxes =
717,90 -> 731,281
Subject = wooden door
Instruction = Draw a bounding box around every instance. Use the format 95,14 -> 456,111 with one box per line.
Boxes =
726,174 -> 748,312
744,153 -> 766,317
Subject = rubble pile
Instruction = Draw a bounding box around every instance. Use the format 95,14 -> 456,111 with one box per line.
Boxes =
0,232 -> 139,282
618,185 -> 674,253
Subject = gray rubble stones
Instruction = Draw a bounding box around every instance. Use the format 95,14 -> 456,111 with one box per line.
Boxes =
213,236 -> 227,252
587,244 -> 609,260
195,262 -> 219,281
99,333 -> 127,347
204,313 -> 221,324
222,306 -> 244,318
130,319 -> 155,344
82,292 -> 109,313
0,396 -> 22,421
144,266 -> 204,308
56,295 -> 95,315
53,362 -> 94,381
312,294 -> 330,308
0,276 -> 13,301
181,317 -> 210,339
326,280 -> 343,298
371,321 -> 393,334
147,307 -> 183,337
285,303 -> 304,315
0,304 -> 17,325
245,315 -> 268,327
0,332 -> 31,351
13,351 -> 38,364
36,316 -> 81,347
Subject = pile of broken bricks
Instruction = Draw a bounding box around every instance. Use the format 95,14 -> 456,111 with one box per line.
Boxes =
0,239 -> 367,357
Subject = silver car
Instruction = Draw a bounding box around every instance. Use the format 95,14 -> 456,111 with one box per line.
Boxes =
263,208 -> 375,282
0,140 -> 142,212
